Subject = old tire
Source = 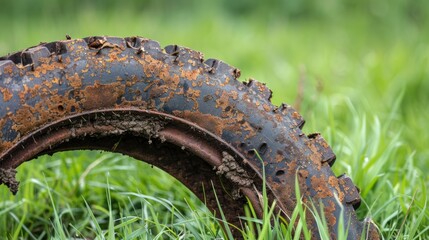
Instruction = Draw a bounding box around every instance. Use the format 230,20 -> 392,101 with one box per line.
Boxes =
0,36 -> 379,239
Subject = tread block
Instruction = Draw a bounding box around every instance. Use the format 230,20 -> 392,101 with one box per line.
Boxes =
276,103 -> 305,129
164,44 -> 179,55
57,39 -> 89,54
308,133 -> 336,166
4,52 -> 22,65
205,59 -> 241,79
0,60 -> 19,75
22,46 -> 51,67
245,79 -> 272,101
84,36 -> 126,50
165,44 -> 204,66
125,37 -> 161,51
104,36 -> 127,49
41,41 -> 62,54
338,174 -> 361,209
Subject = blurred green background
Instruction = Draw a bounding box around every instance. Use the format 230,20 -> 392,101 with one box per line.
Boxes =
1,0 -> 428,238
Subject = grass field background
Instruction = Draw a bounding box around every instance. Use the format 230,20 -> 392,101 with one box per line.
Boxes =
0,0 -> 428,239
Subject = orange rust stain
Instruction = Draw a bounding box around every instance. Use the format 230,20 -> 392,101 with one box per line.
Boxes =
64,56 -> 71,65
52,77 -> 60,86
0,87 -> 13,102
117,98 -> 148,109
185,88 -> 201,110
67,73 -> 83,89
107,49 -> 128,62
33,61 -> 65,76
306,139 -> 323,170
10,92 -> 80,137
292,111 -> 300,119
32,70 -> 41,78
43,80 -> 53,89
263,104 -> 271,112
220,77 -> 230,86
10,104 -> 38,134
324,200 -> 337,227
0,140 -> 13,156
141,54 -> 166,78
18,84 -> 29,101
275,152 -> 284,163
299,169 -> 309,178
2,64 -> 14,75
328,175 -> 344,202
240,120 -> 257,139
19,84 -> 45,101
310,175 -> 333,199
215,90 -> 231,111
125,75 -> 139,87
150,84 -> 169,98
319,138 -> 330,148
0,118 -> 5,145
272,180 -> 296,213
274,113 -> 283,122
171,74 -> 180,86
286,159 -> 297,172
81,82 -> 125,110
174,109 -> 257,141
159,64 -> 171,80
174,110 -> 224,136
191,80 -> 202,87
180,69 -> 200,81
230,90 -> 238,100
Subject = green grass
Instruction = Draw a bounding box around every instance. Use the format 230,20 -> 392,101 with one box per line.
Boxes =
1,1 -> 429,239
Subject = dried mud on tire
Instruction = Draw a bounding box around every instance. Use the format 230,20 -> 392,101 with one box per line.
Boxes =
0,36 -> 380,239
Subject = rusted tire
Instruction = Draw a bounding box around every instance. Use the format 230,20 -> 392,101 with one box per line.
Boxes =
0,36 -> 379,239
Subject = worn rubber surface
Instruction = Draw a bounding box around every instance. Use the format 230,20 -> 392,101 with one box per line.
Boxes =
0,36 -> 379,239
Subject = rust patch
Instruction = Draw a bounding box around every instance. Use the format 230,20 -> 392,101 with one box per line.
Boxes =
107,49 -> 128,62
310,175 -> 333,198
215,90 -> 231,111
0,87 -> 13,102
33,61 -> 65,76
328,175 -> 344,202
141,54 -> 167,78
174,109 -> 257,141
174,110 -> 224,136
81,82 -> 125,109
0,140 -> 13,156
2,64 -> 14,75
10,104 -> 37,134
325,200 -> 337,229
67,73 -> 83,89
299,169 -> 309,179
10,92 -> 79,136
275,151 -> 284,163
184,88 -> 201,110
180,68 -> 200,81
